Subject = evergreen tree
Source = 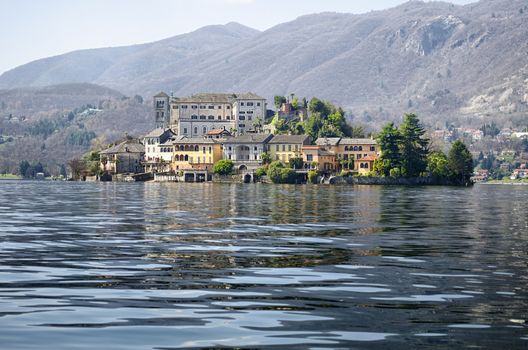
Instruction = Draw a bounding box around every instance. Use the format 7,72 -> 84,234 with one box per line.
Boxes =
448,140 -> 473,184
399,113 -> 429,177
377,122 -> 402,176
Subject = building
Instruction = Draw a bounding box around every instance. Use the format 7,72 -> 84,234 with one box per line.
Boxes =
301,145 -> 338,172
171,137 -> 223,171
312,137 -> 379,174
100,139 -> 145,174
153,92 -> 170,129
335,138 -> 378,174
143,128 -> 176,173
268,135 -> 311,163
222,134 -> 274,171
164,92 -> 266,137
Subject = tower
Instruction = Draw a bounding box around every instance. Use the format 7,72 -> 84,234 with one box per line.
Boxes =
153,92 -> 169,129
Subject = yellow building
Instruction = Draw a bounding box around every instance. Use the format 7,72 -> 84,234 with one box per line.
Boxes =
336,138 -> 378,174
171,137 -> 223,171
314,137 -> 378,174
268,135 -> 311,163
301,145 -> 338,172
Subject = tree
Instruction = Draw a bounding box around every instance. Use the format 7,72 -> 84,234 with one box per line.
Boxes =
448,140 -> 473,184
377,122 -> 402,176
261,152 -> 272,165
19,161 -> 30,177
289,157 -> 304,170
291,96 -> 299,109
274,96 -> 286,109
399,113 -> 429,177
213,160 -> 234,175
427,151 -> 449,178
68,158 -> 86,180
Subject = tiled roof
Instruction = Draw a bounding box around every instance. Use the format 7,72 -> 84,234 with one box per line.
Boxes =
144,128 -> 174,138
224,134 -> 274,144
269,134 -> 311,144
207,128 -> 231,136
361,155 -> 378,161
154,91 -> 169,97
315,137 -> 341,146
339,138 -> 377,145
101,140 -> 144,154
170,92 -> 265,104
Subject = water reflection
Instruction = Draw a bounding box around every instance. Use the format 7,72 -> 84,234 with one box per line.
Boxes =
0,181 -> 526,349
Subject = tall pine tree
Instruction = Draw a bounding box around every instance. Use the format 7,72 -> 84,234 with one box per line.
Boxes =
377,122 -> 402,176
399,114 -> 429,177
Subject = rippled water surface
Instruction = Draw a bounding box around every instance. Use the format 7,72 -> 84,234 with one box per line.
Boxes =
0,181 -> 527,349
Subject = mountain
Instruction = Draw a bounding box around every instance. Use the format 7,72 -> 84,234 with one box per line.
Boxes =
0,83 -> 150,174
0,22 -> 260,91
1,0 -> 527,136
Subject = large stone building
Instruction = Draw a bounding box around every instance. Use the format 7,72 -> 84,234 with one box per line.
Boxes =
154,92 -> 266,137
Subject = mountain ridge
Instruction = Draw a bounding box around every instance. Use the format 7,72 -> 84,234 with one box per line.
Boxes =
1,0 -> 527,128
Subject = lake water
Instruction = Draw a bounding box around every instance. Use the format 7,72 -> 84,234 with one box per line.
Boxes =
0,181 -> 526,349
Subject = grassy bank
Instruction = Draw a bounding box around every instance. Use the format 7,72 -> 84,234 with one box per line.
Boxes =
0,174 -> 22,180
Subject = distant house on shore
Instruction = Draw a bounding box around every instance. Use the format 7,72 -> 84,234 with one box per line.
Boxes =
100,139 -> 145,174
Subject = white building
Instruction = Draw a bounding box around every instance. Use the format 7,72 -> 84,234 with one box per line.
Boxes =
143,128 -> 176,172
222,134 -> 274,171
158,92 -> 266,137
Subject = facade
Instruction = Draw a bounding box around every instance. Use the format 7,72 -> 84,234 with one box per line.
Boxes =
165,92 -> 266,137
153,92 -> 170,129
268,135 -> 311,163
335,138 -> 378,174
100,139 -> 145,174
171,137 -> 223,171
143,128 -> 176,173
222,134 -> 274,171
301,146 -> 338,172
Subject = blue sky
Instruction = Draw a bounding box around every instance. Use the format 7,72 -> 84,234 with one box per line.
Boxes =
0,0 -> 476,75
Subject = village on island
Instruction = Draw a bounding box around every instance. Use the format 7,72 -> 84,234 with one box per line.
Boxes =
65,90 -> 521,185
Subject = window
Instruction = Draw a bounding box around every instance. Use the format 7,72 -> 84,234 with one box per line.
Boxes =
172,105 -> 178,109
156,100 -> 165,108
345,146 -> 349,151
200,105 -> 206,109
239,111 -> 245,114
248,116 -> 252,121
202,147 -> 206,154
359,146 -> 363,151
241,102 -> 245,106
227,106 -> 230,109
203,127 -> 207,134
239,124 -> 245,128
239,116 -> 245,120
191,105 -> 197,109
276,145 -> 279,151
208,115 -> 214,120
218,106 -> 222,109
295,145 -> 298,151
200,115 -> 206,120
282,145 -> 285,152
191,115 -> 198,119
370,146 -> 376,151
194,127 -> 198,134
208,106 -> 214,109
288,145 -> 291,151
257,102 -> 261,106
228,146 -> 232,151
182,105 -> 188,109
254,146 -> 257,151
208,147 -> 212,153
218,116 -> 222,120
160,112 -> 164,118
247,102 -> 254,106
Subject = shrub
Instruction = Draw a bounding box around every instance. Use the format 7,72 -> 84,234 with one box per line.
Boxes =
288,157 -> 304,169
213,160 -> 234,175
308,170 -> 318,184
389,168 -> 402,177
255,167 -> 267,178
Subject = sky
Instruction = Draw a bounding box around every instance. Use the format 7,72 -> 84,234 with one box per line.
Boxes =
0,0 -> 477,75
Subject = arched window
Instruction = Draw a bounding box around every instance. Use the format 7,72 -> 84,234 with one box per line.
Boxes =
359,146 -> 363,151
202,127 -> 207,134
344,146 -> 349,151
195,145 -> 199,151
353,146 -> 359,151
194,127 -> 198,134
184,155 -> 189,161
180,155 -> 184,161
